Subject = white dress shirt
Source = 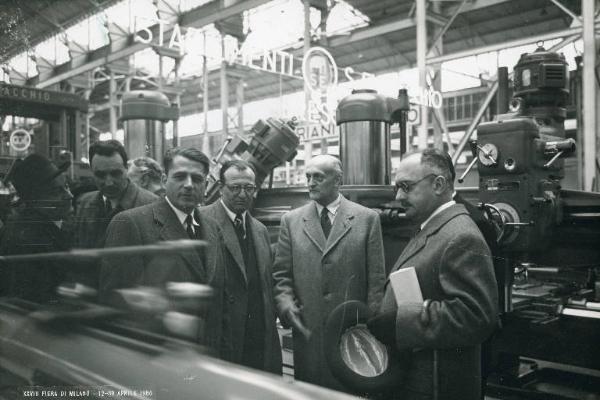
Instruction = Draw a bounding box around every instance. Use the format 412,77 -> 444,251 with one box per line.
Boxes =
420,200 -> 456,231
165,196 -> 199,232
314,194 -> 342,225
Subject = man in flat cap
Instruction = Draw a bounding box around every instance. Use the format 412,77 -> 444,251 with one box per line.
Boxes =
0,153 -> 74,303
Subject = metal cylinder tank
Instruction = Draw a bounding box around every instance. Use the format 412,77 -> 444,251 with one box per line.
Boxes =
120,90 -> 179,161
336,89 -> 408,185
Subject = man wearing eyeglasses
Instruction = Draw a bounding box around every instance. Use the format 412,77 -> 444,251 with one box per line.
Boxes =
367,149 -> 499,400
73,140 -> 158,288
99,147 -> 228,356
272,154 -> 385,391
198,160 -> 282,374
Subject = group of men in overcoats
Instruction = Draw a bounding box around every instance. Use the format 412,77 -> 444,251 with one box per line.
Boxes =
0,141 -> 499,399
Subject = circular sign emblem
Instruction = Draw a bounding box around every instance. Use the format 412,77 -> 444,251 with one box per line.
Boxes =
302,47 -> 339,94
9,129 -> 32,152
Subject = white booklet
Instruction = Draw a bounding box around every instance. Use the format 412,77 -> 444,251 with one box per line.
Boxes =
389,267 -> 423,304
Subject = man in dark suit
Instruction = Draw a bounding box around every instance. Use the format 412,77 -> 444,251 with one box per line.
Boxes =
368,149 -> 499,400
73,141 -> 157,287
272,155 -> 386,391
98,147 -> 227,356
199,160 -> 282,374
0,154 -> 73,303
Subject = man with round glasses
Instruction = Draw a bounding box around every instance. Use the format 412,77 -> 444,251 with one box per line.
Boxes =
368,149 -> 499,400
199,159 -> 282,374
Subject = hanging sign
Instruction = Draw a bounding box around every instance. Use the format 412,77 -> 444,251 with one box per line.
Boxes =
9,129 -> 32,152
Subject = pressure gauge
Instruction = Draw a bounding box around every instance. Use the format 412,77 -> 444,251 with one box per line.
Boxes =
478,143 -> 499,166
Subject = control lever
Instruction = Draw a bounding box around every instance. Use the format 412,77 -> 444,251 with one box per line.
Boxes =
458,140 -> 479,183
458,141 -> 499,183
543,138 -> 575,169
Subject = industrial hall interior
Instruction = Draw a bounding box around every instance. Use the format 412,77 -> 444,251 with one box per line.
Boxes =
1,0 -> 600,399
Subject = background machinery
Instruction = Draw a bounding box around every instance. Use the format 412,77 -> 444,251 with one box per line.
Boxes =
1,46 -> 600,399
248,47 -> 600,399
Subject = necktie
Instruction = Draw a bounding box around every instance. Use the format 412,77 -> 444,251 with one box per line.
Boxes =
321,207 -> 332,239
185,214 -> 195,239
105,200 -> 113,216
234,213 -> 245,239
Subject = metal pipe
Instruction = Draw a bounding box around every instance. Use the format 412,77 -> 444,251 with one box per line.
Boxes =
237,78 -> 244,136
417,0 -> 428,149
550,0 -> 582,23
427,0 -> 468,56
497,66 -> 509,114
220,34 -> 229,142
582,0 -> 597,191
303,0 -> 312,162
202,32 -> 210,155
109,70 -> 117,138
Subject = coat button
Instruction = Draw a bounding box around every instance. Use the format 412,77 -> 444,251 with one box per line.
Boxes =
228,295 -> 235,303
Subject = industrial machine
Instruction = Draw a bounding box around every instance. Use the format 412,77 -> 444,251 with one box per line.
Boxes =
0,83 -> 88,172
465,46 -> 600,399
204,116 -> 299,204
250,48 -> 600,398
0,83 -> 93,207
1,45 -> 599,399
120,90 -> 179,161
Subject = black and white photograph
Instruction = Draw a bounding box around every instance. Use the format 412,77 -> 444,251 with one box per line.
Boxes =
1,0 -> 599,399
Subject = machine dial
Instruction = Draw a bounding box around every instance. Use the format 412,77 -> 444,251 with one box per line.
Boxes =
478,143 -> 499,166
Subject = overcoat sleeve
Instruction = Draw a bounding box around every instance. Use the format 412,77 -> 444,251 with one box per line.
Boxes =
366,212 -> 386,314
98,212 -> 146,300
394,232 -> 498,349
272,214 -> 296,316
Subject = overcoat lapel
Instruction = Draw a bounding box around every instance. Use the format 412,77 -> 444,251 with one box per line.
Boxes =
390,204 -> 469,273
195,211 -> 218,284
390,233 -> 428,272
153,199 -> 205,280
302,204 -> 326,252
214,202 -> 247,283
249,217 -> 271,284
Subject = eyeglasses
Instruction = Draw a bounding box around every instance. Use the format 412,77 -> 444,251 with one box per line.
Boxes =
394,174 -> 437,194
225,184 -> 257,195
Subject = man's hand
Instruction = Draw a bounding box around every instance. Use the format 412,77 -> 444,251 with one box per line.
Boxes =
367,310 -> 397,346
282,306 -> 312,340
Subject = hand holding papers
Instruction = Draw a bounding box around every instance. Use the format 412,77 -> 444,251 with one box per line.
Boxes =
389,267 -> 423,304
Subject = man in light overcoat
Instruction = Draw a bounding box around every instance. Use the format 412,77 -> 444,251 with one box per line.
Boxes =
273,154 -> 386,391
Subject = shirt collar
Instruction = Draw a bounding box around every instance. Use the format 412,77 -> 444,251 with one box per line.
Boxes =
165,196 -> 199,226
314,194 -> 342,217
420,200 -> 456,231
101,180 -> 140,209
220,199 -> 247,224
